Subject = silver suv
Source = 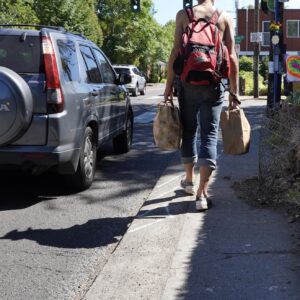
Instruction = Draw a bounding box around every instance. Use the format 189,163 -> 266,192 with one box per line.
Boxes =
113,65 -> 146,96
0,25 -> 133,190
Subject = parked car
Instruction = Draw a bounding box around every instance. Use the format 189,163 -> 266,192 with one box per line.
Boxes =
113,65 -> 146,96
0,25 -> 133,190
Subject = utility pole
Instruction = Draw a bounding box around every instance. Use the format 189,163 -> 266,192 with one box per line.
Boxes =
253,0 -> 260,98
235,0 -> 239,35
267,0 -> 285,109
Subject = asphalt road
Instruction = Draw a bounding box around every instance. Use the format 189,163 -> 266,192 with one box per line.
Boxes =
0,84 -> 175,300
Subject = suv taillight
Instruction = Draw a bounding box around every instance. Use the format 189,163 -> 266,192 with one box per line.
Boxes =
42,36 -> 64,113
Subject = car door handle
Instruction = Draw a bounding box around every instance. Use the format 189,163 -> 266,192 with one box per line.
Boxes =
91,90 -> 98,97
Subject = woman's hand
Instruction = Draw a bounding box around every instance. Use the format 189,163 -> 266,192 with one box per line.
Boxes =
164,84 -> 174,102
229,93 -> 240,110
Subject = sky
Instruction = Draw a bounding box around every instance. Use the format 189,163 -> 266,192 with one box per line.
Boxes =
152,0 -> 299,25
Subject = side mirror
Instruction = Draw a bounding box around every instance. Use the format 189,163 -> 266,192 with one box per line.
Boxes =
118,73 -> 132,85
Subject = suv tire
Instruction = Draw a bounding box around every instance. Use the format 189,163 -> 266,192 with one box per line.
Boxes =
132,84 -> 138,97
113,111 -> 133,154
0,67 -> 33,146
140,84 -> 146,95
68,127 -> 96,190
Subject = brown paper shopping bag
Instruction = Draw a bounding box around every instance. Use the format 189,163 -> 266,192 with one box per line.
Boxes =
220,108 -> 251,155
153,101 -> 182,150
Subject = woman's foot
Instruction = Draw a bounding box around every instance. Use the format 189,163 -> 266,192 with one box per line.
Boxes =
198,166 -> 213,199
180,179 -> 195,195
195,195 -> 208,211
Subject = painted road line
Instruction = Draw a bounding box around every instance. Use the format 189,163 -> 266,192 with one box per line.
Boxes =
137,189 -> 176,218
127,219 -> 165,233
129,188 -> 178,233
156,174 -> 182,189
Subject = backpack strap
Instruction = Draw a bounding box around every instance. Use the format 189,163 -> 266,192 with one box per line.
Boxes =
185,8 -> 194,22
209,10 -> 222,25
186,8 -> 222,26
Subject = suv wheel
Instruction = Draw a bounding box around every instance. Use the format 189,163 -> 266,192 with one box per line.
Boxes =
0,67 -> 33,146
68,127 -> 96,190
140,84 -> 146,95
132,84 -> 138,97
113,111 -> 133,154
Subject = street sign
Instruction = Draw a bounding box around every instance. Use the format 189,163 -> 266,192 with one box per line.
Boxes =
250,32 -> 263,43
272,35 -> 280,45
235,35 -> 245,44
267,0 -> 275,12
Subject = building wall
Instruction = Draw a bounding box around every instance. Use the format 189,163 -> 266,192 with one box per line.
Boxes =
237,9 -> 300,54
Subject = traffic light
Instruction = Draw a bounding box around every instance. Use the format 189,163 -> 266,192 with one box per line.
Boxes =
131,0 -> 140,12
261,0 -> 269,15
183,0 -> 193,9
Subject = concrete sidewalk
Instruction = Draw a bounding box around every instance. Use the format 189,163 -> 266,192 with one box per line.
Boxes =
84,99 -> 300,300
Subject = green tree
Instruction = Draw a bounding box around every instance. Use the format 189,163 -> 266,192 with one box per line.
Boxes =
239,56 -> 253,72
97,0 -> 156,63
33,0 -> 103,45
97,0 -> 175,81
0,0 -> 39,24
161,20 -> 176,62
259,55 -> 269,80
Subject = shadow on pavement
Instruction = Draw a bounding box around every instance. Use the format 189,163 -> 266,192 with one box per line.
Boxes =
0,172 -> 70,210
0,121 -> 176,210
0,216 -> 134,249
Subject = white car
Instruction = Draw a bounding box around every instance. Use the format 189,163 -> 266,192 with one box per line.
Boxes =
113,65 -> 146,96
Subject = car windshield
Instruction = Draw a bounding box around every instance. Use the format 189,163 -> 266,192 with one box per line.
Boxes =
114,67 -> 130,75
0,34 -> 43,73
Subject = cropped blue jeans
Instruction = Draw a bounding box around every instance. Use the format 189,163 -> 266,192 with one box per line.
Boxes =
178,81 -> 225,170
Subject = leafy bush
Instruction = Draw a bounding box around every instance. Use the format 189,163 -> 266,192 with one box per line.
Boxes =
240,71 -> 267,95
239,56 -> 269,94
259,56 -> 269,80
239,56 -> 253,72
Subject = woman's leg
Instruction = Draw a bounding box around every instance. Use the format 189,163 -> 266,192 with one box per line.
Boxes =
197,165 -> 213,198
197,84 -> 224,199
183,163 -> 194,183
180,84 -> 199,184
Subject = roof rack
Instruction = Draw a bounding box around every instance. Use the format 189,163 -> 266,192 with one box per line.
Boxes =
73,32 -> 88,40
0,24 -> 66,32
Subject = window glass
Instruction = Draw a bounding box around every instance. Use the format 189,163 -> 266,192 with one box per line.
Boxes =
57,39 -> 80,82
114,68 -> 130,75
79,45 -> 102,83
262,21 -> 270,32
0,35 -> 42,73
93,49 -> 116,84
262,21 -> 270,46
287,20 -> 299,37
133,68 -> 140,75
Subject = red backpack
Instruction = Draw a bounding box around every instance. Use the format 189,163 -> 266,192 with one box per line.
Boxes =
174,9 -> 230,85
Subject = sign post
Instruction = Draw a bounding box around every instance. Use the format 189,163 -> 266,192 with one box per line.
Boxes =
235,35 -> 245,44
250,32 -> 263,43
266,0 -> 285,110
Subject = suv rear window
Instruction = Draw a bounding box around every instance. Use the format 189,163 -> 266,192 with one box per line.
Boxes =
114,68 -> 130,75
0,35 -> 43,73
57,39 -> 80,82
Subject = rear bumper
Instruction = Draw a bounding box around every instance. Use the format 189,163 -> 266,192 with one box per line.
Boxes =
126,84 -> 136,91
0,144 -> 81,174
